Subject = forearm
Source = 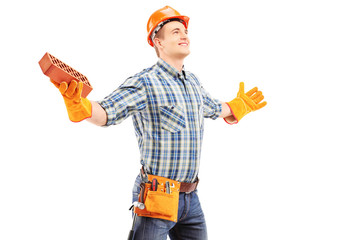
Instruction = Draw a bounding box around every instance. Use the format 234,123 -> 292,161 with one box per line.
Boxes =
86,101 -> 108,126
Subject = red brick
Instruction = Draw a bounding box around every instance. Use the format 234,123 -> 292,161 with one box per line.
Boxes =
39,52 -> 93,98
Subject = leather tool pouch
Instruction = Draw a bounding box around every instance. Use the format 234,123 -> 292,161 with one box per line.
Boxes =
134,174 -> 180,222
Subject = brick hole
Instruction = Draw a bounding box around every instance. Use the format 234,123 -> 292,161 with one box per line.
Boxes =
71,71 -> 77,76
67,68 -> 74,75
83,78 -> 90,85
53,59 -> 60,66
49,54 -> 56,62
60,63 -> 68,70
72,71 -> 79,77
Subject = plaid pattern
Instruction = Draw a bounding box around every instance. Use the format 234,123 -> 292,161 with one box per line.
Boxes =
98,59 -> 222,182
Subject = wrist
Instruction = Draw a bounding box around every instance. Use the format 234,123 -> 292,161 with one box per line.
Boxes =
224,98 -> 250,124
223,102 -> 239,124
66,97 -> 92,122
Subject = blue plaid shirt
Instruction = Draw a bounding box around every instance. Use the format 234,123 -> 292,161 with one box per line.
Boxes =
98,58 -> 222,182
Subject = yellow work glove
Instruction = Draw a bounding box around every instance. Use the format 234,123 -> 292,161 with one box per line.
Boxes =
224,82 -> 267,124
51,79 -> 92,122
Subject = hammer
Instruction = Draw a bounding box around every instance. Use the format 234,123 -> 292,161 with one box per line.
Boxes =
128,202 -> 145,240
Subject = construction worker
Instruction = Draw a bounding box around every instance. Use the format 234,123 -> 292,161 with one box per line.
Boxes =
51,6 -> 266,240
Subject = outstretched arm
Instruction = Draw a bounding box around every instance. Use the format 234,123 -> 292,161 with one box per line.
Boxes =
51,76 -> 146,127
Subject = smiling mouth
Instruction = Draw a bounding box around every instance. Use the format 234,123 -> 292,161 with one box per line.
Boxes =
179,43 -> 188,46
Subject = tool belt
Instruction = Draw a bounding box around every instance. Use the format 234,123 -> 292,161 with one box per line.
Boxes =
134,168 -> 199,222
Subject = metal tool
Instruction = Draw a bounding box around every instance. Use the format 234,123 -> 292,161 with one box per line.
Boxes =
130,202 -> 145,210
128,202 -> 145,240
165,181 -> 171,194
140,168 -> 148,183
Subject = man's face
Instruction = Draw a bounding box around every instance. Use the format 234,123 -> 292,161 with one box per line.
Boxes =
155,21 -> 190,60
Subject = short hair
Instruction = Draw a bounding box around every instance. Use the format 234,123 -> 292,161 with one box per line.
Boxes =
153,29 -> 164,57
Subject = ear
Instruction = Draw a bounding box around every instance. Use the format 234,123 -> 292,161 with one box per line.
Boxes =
153,38 -> 163,49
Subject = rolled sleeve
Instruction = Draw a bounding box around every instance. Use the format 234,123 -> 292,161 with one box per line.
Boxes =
201,86 -> 222,120
97,77 -> 147,126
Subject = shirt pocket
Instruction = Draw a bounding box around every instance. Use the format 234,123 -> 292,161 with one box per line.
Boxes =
159,105 -> 186,133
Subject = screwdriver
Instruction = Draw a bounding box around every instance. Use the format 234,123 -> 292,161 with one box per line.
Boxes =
165,181 -> 170,194
152,178 -> 158,191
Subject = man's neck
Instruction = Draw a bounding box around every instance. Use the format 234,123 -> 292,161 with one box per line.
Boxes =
160,56 -> 184,72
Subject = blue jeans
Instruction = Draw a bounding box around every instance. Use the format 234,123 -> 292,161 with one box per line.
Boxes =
131,175 -> 208,240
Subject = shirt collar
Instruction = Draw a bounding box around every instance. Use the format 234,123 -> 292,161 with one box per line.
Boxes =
157,58 -> 188,80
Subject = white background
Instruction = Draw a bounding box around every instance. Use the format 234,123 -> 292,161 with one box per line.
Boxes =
1,0 -> 359,239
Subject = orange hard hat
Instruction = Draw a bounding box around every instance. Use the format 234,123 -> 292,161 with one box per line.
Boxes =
147,6 -> 190,47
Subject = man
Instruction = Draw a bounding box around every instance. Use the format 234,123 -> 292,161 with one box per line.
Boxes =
51,6 -> 266,240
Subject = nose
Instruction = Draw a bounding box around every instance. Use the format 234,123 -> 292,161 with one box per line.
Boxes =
180,31 -> 189,40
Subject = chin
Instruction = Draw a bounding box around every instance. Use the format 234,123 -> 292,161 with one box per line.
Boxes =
180,50 -> 191,58
184,52 -> 191,58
